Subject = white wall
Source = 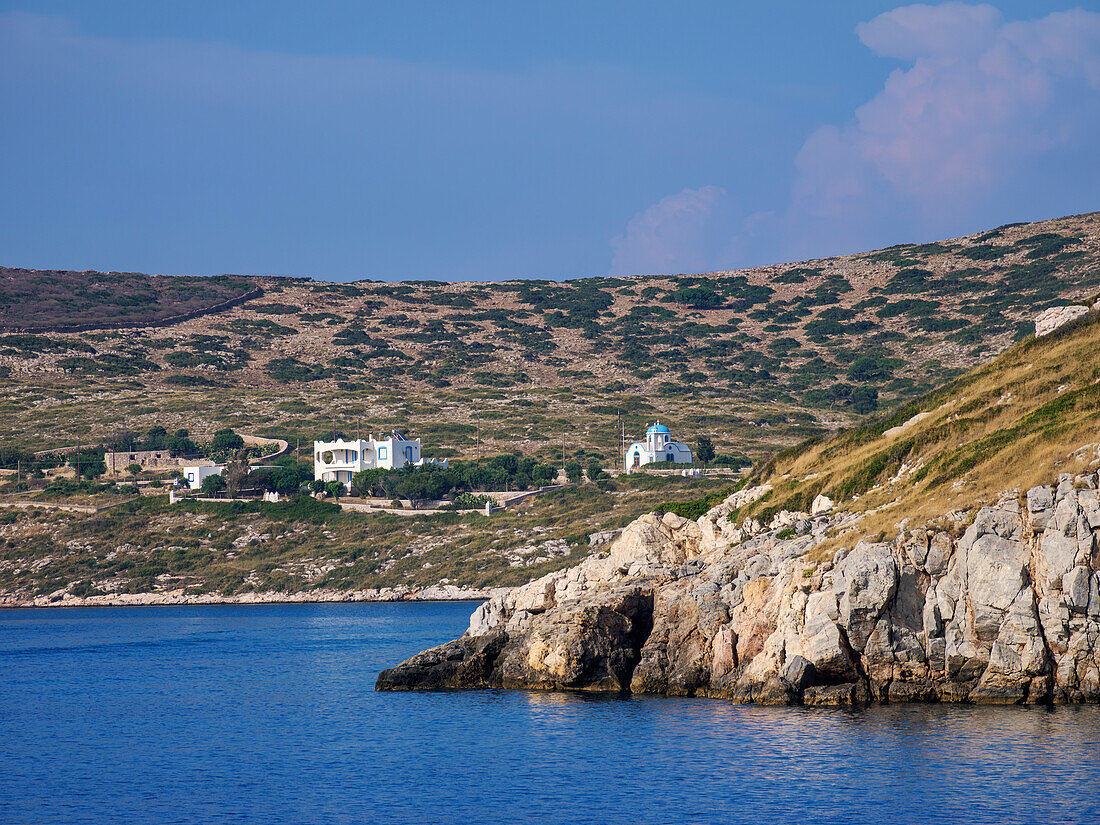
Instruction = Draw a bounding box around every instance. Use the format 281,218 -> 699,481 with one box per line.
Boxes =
183,465 -> 225,490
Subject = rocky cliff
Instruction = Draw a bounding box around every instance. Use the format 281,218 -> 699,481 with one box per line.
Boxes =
377,470 -> 1100,705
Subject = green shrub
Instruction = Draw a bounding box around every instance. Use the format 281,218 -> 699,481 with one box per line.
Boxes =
267,357 -> 331,382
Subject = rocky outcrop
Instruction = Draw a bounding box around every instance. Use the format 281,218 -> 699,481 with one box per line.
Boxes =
1034,305 -> 1091,337
377,470 -> 1100,705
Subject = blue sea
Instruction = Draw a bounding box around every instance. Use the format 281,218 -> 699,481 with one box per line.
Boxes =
2,602 -> 1099,825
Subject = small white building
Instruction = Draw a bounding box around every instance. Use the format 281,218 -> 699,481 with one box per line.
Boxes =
314,431 -> 445,491
625,422 -> 693,471
181,464 -> 225,490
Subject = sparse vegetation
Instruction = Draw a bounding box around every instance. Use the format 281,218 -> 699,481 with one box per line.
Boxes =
3,212 -> 1100,600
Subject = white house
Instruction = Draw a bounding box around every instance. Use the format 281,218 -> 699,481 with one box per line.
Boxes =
314,431 -> 446,491
181,464 -> 225,490
624,422 -> 693,471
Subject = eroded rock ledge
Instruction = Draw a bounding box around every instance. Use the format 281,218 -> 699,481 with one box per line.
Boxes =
377,472 -> 1100,705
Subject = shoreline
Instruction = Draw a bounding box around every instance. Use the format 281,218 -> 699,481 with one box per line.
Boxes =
0,585 -> 502,610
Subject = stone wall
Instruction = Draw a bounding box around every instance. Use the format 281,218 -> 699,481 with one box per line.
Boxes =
105,450 -> 196,474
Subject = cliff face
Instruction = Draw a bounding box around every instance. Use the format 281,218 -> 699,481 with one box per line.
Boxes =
377,471 -> 1100,704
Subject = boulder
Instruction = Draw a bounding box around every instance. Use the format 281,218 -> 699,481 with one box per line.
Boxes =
832,542 -> 898,651
1034,305 -> 1089,337
376,630 -> 508,691
780,655 -> 816,692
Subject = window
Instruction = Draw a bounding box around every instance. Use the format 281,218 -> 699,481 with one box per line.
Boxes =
187,473 -> 195,482
378,446 -> 388,460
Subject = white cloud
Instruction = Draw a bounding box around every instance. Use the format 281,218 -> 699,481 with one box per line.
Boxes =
609,185 -> 729,275
613,4 -> 1100,273
855,2 -> 1004,60
777,4 -> 1100,259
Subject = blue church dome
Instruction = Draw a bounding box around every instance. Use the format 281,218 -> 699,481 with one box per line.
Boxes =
646,422 -> 671,435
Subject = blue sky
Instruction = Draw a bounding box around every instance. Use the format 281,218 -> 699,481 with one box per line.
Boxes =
1,1 -> 1098,282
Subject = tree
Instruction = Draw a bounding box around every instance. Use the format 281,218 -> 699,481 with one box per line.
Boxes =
564,461 -> 583,484
224,453 -> 251,495
272,466 -> 309,495
126,463 -> 142,476
211,428 -> 245,452
696,436 -> 716,467
201,473 -> 226,496
585,458 -> 607,481
71,451 -> 106,479
849,386 -> 879,414
324,481 -> 345,499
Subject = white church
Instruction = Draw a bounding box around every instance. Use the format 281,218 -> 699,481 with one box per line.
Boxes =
624,422 -> 694,471
314,431 -> 446,491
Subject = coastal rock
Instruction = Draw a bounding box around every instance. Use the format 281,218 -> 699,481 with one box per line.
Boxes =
832,542 -> 898,651
378,467 -> 1100,706
497,587 -> 653,691
375,630 -> 508,691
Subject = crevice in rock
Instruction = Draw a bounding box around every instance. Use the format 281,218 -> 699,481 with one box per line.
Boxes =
1022,514 -> 1056,704
622,589 -> 656,693
835,623 -> 873,693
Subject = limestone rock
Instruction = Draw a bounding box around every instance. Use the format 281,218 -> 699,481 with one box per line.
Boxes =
379,464 -> 1100,706
1034,304 -> 1089,337
375,630 -> 508,691
832,542 -> 898,651
780,655 -> 816,691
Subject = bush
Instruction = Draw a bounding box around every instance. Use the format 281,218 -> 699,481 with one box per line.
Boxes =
266,357 -> 331,382
201,474 -> 226,496
586,458 -> 608,481
658,486 -> 737,520
667,286 -> 723,308
164,374 -> 220,387
564,461 -> 583,484
447,492 -> 493,509
210,429 -> 244,452
847,355 -> 902,383
849,386 -> 879,414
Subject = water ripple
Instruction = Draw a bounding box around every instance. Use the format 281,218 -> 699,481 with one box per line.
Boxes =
1,603 -> 1097,825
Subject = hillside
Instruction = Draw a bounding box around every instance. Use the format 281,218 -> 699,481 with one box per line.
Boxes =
736,306 -> 1100,552
378,310 -> 1100,705
3,212 -> 1100,607
1,211 -> 1098,467
0,267 -> 257,331
0,473 -> 731,605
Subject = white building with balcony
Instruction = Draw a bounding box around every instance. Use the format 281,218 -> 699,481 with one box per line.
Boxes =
314,431 -> 444,490
624,422 -> 693,471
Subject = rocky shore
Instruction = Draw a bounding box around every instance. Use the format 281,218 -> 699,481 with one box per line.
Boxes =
0,583 -> 499,609
378,471 -> 1100,705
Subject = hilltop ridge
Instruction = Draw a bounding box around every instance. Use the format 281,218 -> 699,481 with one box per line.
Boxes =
2,211 -> 1099,466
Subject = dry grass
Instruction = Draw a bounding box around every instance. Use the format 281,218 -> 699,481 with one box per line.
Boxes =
748,312 -> 1100,531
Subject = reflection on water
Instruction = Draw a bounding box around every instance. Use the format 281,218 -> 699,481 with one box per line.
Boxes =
1,603 -> 1098,825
